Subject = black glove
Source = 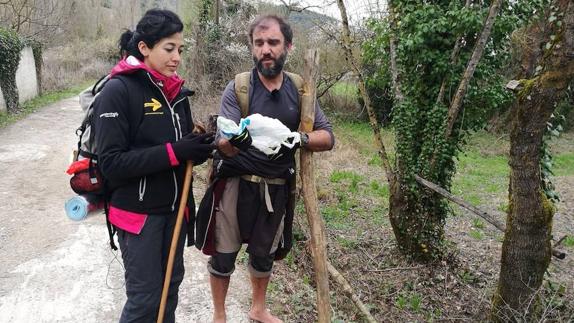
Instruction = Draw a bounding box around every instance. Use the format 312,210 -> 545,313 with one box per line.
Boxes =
268,134 -> 305,161
228,128 -> 252,151
172,133 -> 215,165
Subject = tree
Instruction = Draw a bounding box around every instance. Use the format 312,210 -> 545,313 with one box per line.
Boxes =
360,0 -> 545,260
0,0 -> 73,41
493,0 -> 574,319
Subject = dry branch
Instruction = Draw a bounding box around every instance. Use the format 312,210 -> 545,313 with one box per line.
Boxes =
414,175 -> 566,260
327,262 -> 379,323
444,0 -> 503,139
435,0 -> 472,106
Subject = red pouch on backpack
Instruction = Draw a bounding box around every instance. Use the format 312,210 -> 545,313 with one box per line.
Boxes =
70,169 -> 103,195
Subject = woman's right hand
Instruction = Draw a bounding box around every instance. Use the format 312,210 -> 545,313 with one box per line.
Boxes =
172,133 -> 215,165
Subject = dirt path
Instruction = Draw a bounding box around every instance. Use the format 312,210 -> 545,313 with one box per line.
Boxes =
0,97 -> 250,322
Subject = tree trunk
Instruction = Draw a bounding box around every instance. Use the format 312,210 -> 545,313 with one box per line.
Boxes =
493,0 -> 574,319
386,2 -> 447,260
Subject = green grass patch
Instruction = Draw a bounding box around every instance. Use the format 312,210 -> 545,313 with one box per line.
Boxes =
553,153 -> 574,176
0,81 -> 93,129
329,81 -> 358,98
472,219 -> 485,230
562,236 -> 574,248
469,229 -> 484,240
452,151 -> 509,205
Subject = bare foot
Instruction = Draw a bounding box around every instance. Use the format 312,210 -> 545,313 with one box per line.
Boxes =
248,308 -> 283,323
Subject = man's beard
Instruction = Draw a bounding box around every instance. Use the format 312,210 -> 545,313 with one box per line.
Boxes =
254,52 -> 287,78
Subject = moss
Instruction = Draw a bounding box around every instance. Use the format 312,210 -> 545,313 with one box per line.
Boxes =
517,77 -> 539,100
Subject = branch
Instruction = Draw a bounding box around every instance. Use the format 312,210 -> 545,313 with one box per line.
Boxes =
435,0 -> 472,107
327,262 -> 380,323
414,175 -> 566,260
444,0 -> 503,139
316,72 -> 345,98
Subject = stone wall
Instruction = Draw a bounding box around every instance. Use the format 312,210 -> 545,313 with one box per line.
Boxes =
0,47 -> 39,113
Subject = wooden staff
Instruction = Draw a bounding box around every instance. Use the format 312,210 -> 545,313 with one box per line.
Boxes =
299,49 -> 331,323
157,160 -> 193,323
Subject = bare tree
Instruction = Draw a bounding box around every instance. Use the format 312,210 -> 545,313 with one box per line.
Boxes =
0,0 -> 74,41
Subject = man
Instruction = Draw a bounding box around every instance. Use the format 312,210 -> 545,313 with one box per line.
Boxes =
196,15 -> 334,323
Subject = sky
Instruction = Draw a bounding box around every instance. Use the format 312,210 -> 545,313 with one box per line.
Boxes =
266,0 -> 387,23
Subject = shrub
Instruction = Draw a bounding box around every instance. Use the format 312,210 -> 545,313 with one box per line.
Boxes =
0,27 -> 24,113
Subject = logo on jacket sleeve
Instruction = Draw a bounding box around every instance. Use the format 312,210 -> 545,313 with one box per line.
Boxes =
144,98 -> 163,115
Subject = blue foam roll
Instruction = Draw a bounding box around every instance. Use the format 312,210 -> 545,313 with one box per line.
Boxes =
65,195 -> 89,221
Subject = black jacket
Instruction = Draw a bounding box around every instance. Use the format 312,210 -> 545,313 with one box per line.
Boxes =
93,71 -> 195,216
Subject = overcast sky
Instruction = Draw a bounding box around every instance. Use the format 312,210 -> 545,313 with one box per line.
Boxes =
265,0 -> 387,23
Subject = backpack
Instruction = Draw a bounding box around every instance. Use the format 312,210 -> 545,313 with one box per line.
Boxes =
68,75 -> 110,195
67,75 -> 120,250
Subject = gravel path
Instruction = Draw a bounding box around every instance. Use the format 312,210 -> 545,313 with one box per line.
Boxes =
0,97 -> 250,322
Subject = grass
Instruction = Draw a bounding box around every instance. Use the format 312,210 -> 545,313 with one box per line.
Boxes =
553,153 -> 574,176
0,80 -> 93,129
563,236 -> 574,248
329,81 -> 358,98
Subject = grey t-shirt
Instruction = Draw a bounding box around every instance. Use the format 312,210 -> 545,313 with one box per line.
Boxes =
219,69 -> 334,137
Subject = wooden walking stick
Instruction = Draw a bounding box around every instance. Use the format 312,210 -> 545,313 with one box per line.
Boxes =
157,160 -> 193,323
299,49 -> 331,323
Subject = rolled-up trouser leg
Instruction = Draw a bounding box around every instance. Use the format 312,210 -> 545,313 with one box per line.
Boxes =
117,212 -> 186,323
208,251 -> 239,278
248,253 -> 275,278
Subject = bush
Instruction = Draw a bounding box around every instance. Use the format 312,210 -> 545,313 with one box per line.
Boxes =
0,27 -> 24,113
41,37 -> 117,92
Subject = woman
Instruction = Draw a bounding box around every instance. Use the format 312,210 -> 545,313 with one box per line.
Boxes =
93,9 -> 213,323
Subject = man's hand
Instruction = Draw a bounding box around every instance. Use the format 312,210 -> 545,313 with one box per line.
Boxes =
216,138 -> 240,158
228,128 -> 252,151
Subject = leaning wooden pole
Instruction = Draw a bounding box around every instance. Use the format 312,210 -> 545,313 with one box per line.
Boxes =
414,174 -> 566,260
299,49 -> 331,323
157,161 -> 193,323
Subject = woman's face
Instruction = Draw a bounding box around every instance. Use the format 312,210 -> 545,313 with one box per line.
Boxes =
138,32 -> 184,77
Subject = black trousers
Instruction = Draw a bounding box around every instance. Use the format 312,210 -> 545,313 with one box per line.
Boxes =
117,212 -> 187,323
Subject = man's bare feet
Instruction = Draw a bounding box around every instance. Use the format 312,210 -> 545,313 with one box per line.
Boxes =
248,308 -> 283,323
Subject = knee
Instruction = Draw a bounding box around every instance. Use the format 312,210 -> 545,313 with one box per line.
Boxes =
207,252 -> 238,277
248,254 -> 274,278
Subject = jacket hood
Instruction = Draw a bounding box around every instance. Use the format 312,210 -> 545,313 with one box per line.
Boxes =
110,56 -> 185,102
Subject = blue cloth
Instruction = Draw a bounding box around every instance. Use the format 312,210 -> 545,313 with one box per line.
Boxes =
65,196 -> 89,221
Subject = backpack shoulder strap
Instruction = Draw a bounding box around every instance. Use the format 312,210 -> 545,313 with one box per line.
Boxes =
285,72 -> 305,128
285,72 -> 304,99
234,72 -> 251,118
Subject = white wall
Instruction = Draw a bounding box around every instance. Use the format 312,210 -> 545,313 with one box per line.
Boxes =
0,46 -> 39,114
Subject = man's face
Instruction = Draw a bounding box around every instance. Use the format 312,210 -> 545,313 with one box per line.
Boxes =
251,20 -> 289,78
